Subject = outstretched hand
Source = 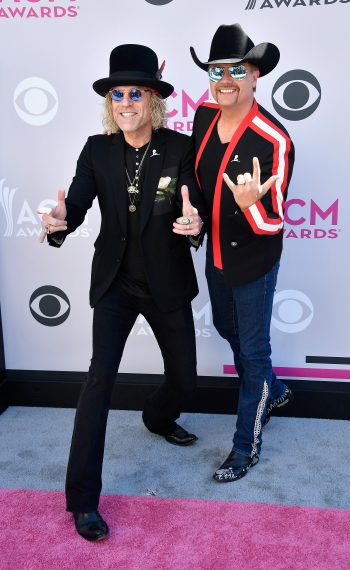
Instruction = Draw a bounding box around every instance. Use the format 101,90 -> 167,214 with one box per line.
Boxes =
223,157 -> 278,211
37,189 -> 67,243
173,185 -> 203,236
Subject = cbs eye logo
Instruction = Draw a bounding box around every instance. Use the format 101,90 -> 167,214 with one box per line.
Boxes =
14,77 -> 58,126
272,290 -> 313,333
145,0 -> 174,4
272,70 -> 321,121
30,286 -> 70,326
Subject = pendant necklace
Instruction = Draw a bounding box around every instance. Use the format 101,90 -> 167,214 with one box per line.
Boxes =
125,140 -> 151,212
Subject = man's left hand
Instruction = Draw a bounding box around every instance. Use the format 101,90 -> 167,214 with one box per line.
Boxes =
223,156 -> 279,211
173,185 -> 203,236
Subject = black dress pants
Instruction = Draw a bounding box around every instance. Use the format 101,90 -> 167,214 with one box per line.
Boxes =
65,279 -> 197,512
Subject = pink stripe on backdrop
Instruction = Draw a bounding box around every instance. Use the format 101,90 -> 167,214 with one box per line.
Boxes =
223,365 -> 350,380
1,489 -> 349,570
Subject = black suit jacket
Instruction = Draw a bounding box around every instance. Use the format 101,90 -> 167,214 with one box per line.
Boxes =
192,102 -> 295,286
49,128 -> 205,311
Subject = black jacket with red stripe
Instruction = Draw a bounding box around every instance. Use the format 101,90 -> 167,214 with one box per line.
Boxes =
192,100 -> 295,286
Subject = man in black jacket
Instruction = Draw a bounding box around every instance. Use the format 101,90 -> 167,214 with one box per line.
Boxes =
39,44 -> 204,541
190,24 -> 295,483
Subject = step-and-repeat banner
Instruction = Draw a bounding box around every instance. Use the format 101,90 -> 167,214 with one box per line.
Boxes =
0,0 -> 349,382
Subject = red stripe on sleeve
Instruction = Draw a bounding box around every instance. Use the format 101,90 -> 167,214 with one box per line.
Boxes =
245,114 -> 292,234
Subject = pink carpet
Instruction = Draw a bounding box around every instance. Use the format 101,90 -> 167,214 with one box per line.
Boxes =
1,489 -> 349,570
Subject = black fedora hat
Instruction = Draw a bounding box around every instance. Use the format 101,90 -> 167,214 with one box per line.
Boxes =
190,24 -> 280,77
93,44 -> 174,98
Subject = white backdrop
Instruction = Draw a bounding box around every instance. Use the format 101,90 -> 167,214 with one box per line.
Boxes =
1,0 -> 349,382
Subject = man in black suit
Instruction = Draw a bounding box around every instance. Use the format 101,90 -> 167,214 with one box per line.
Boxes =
39,44 -> 204,541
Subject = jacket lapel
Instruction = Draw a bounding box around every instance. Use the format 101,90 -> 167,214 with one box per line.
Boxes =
108,133 -> 127,232
140,130 -> 166,232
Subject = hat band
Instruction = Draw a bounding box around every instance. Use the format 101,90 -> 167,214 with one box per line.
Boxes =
207,57 -> 244,65
109,70 -> 157,80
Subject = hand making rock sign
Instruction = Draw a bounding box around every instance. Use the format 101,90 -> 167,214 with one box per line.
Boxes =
223,156 -> 279,212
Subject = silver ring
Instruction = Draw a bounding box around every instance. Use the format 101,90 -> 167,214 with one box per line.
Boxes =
182,216 -> 191,225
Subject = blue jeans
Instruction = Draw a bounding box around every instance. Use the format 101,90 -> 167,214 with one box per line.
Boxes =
205,243 -> 287,457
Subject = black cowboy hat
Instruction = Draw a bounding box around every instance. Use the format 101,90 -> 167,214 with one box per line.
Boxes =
190,24 -> 280,77
93,44 -> 174,98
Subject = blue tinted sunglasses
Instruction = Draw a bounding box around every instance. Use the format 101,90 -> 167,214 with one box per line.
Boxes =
208,65 -> 247,82
109,88 -> 150,101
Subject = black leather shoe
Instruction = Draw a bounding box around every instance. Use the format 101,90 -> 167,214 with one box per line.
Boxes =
73,511 -> 109,542
213,451 -> 259,482
164,423 -> 198,446
263,387 -> 294,426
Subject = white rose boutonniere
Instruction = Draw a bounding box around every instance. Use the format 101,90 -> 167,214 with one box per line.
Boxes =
158,176 -> 172,190
155,176 -> 177,203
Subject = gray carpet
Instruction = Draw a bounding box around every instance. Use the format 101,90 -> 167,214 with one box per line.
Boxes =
1,406 -> 349,509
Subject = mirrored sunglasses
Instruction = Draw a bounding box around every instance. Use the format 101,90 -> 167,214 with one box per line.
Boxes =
109,88 -> 150,101
208,65 -> 247,83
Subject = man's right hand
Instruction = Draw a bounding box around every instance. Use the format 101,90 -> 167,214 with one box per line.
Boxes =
37,189 -> 67,243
